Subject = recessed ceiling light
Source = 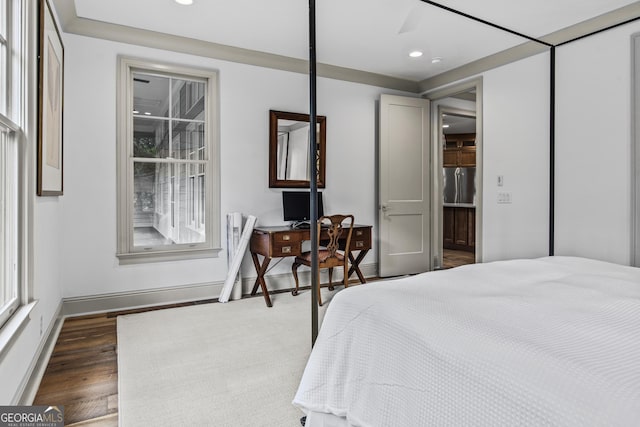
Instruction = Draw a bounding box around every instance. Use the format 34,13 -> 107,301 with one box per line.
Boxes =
144,112 -> 152,116
431,57 -> 442,64
133,110 -> 139,114
442,124 -> 450,128
409,50 -> 423,58
175,0 -> 193,5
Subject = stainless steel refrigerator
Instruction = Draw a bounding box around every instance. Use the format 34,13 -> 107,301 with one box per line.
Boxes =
443,167 -> 476,205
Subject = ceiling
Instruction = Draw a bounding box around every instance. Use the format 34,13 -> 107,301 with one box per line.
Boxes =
443,113 -> 476,134
70,0 -> 640,83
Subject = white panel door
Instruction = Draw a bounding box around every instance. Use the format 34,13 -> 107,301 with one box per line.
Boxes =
379,94 -> 431,277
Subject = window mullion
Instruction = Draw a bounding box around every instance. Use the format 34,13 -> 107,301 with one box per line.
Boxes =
0,113 -> 19,133
168,77 -> 173,156
132,157 -> 206,165
0,130 -> 6,307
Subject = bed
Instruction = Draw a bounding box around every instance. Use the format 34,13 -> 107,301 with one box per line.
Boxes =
292,256 -> 640,426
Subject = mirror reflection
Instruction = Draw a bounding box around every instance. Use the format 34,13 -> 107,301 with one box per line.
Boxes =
269,110 -> 326,188
277,120 -> 315,181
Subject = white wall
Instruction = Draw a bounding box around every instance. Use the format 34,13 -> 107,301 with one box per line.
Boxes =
1,2 -> 65,402
1,185 -> 65,405
555,21 -> 640,265
59,34 -> 412,301
480,52 -> 551,261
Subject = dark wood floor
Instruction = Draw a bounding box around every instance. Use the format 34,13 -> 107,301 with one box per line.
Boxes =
33,313 -> 119,426
442,248 -> 475,269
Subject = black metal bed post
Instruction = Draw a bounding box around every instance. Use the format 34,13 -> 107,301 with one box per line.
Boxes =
309,0 -> 320,346
549,46 -> 556,256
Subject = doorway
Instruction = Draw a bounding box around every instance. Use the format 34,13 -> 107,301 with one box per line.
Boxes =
425,78 -> 483,270
440,109 -> 476,269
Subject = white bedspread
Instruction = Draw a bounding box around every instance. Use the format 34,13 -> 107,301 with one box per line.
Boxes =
293,257 -> 640,426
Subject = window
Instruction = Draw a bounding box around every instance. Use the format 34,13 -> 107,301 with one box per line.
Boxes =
117,58 -> 221,264
0,0 -> 7,118
0,0 -> 24,329
0,123 -> 20,329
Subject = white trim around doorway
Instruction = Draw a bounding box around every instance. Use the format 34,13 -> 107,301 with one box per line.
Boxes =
424,78 -> 483,269
631,34 -> 640,267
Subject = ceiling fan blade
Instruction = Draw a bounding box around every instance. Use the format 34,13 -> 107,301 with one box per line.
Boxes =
398,5 -> 423,34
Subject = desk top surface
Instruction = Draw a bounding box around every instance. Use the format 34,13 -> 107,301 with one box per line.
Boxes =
253,224 -> 371,234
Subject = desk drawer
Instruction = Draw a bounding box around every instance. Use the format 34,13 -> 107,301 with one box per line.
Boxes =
273,232 -> 302,244
350,228 -> 371,251
272,241 -> 302,257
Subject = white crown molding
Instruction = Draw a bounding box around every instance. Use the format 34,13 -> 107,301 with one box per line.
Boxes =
540,1 -> 640,46
419,2 -> 640,92
51,0 -> 420,93
419,40 -> 547,93
51,0 -> 640,94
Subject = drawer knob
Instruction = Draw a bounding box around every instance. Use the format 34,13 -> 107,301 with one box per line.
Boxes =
355,241 -> 364,248
356,230 -> 363,236
282,235 -> 291,241
281,246 -> 292,254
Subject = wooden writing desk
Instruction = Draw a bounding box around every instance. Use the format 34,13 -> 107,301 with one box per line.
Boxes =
249,225 -> 372,307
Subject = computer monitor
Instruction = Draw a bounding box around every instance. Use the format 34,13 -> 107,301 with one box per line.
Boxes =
282,191 -> 324,223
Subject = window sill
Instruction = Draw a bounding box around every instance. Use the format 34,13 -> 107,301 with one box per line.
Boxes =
117,247 -> 222,265
0,301 -> 38,361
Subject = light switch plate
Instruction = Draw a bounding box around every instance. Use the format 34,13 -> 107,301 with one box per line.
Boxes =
497,192 -> 512,204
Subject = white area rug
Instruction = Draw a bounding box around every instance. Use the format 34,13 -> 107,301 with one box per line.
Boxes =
117,290 -> 331,426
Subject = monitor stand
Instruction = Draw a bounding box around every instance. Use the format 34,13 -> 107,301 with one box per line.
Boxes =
290,221 -> 311,229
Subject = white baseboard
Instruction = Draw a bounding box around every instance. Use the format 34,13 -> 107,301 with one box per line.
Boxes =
62,262 -> 378,317
15,301 -> 64,405
62,281 -> 225,317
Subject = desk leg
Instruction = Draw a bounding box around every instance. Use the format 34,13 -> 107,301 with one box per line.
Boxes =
250,252 -> 273,307
348,250 -> 369,284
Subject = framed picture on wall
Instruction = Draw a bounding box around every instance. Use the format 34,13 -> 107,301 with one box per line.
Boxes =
37,0 -> 64,196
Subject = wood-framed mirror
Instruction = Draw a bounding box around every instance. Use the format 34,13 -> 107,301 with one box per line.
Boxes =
269,110 -> 326,188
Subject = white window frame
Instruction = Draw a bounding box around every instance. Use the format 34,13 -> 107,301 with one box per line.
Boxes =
0,0 -> 32,339
116,57 -> 221,264
0,119 -> 21,329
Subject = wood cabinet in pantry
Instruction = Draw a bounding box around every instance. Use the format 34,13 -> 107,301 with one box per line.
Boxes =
443,133 -> 476,167
443,206 -> 475,251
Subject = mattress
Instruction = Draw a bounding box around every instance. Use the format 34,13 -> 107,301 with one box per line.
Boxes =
293,257 -> 640,426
